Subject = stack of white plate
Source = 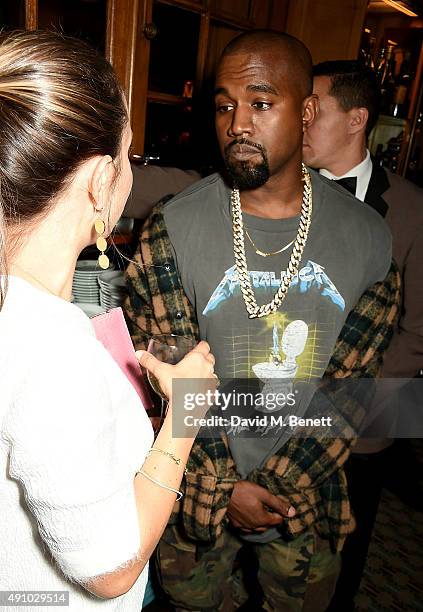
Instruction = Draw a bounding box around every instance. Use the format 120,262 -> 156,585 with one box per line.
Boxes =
98,270 -> 127,310
72,260 -> 114,305
75,303 -> 107,319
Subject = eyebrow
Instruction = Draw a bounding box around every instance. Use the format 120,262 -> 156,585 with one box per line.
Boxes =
247,83 -> 278,95
214,82 -> 278,97
214,86 -> 228,96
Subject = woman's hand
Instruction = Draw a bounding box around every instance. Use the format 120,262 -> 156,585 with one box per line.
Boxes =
136,340 -> 216,402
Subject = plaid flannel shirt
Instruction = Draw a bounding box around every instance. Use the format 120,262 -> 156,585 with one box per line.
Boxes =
125,201 -> 400,553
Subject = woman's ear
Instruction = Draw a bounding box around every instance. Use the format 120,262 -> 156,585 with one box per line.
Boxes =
89,155 -> 116,212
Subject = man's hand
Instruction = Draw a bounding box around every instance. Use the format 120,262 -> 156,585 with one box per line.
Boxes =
227,481 -> 295,533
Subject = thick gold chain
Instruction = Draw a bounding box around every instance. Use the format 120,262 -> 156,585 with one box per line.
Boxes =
232,164 -> 313,319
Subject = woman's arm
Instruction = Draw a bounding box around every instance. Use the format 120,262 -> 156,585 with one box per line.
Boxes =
86,341 -> 215,598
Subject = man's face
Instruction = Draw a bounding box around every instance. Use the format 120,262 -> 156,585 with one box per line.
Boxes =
214,50 -> 307,190
303,76 -> 351,171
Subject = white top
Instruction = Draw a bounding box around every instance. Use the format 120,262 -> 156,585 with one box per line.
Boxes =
0,276 -> 154,611
319,148 -> 372,202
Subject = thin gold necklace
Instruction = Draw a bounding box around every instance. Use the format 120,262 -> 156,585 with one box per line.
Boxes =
11,264 -> 58,297
244,229 -> 295,258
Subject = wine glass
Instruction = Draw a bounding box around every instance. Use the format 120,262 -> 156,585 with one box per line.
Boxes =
146,334 -> 197,431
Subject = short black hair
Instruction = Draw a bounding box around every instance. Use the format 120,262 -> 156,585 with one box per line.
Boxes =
221,30 -> 313,99
313,60 -> 380,135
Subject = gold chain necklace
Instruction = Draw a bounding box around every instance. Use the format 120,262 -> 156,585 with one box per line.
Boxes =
244,229 -> 295,258
232,163 -> 313,319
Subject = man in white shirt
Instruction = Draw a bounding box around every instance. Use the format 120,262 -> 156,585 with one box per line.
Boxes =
303,59 -> 423,611
319,148 -> 372,203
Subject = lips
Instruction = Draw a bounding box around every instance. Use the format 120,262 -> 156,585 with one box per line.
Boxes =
228,144 -> 262,161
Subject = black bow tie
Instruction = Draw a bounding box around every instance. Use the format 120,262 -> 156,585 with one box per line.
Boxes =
333,176 -> 357,196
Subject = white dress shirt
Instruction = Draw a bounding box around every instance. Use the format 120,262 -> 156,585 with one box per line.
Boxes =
320,149 -> 372,202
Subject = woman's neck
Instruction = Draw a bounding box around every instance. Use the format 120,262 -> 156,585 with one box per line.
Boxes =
11,252 -> 76,300
9,208 -> 84,300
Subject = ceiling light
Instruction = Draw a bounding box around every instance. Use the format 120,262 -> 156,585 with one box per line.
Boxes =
382,0 -> 418,17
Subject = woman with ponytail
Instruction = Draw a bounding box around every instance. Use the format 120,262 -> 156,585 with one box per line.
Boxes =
0,30 -> 214,609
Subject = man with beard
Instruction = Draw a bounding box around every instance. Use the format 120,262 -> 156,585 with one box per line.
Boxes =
125,31 -> 395,611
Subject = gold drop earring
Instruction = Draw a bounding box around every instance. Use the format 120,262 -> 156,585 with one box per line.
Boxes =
95,217 -> 109,270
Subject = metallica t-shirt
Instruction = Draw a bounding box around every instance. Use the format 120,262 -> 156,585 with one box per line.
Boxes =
163,169 -> 391,481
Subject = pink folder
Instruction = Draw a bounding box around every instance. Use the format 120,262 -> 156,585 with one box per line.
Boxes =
91,307 -> 153,410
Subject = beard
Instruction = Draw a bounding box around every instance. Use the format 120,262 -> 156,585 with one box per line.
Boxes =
224,139 -> 270,190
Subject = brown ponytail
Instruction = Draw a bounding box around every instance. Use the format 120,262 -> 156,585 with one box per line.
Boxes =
0,30 -> 128,309
0,204 -> 7,308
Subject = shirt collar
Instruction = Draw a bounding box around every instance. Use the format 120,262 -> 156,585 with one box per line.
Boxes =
319,149 -> 372,202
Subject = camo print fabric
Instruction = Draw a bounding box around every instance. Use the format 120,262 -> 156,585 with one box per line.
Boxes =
155,525 -> 341,611
124,202 -> 401,553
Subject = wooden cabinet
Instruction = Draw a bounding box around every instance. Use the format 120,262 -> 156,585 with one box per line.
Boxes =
129,0 -> 289,167
164,0 -> 206,9
36,0 -> 108,52
204,22 -> 243,82
210,0 -> 252,24
0,0 -> 289,168
6,0 -> 392,171
148,3 -> 200,96
131,0 -> 208,163
0,0 -> 109,52
0,1 -> 26,29
285,0 -> 369,63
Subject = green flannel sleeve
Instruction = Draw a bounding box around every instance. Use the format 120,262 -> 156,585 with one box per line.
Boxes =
124,202 -> 199,350
248,261 -> 401,537
176,432 -> 239,543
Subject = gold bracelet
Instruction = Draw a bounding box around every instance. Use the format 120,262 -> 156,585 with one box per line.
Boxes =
147,448 -> 188,475
137,469 -> 183,501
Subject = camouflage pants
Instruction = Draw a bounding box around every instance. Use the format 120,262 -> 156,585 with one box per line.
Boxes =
154,524 -> 341,612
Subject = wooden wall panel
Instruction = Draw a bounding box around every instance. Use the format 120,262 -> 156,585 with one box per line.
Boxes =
210,0 -> 250,23
285,0 -> 368,63
250,0 -> 291,31
129,0 -> 153,155
106,0 -> 141,118
249,0 -> 273,28
203,22 -> 243,82
25,0 -> 37,29
267,0 -> 290,32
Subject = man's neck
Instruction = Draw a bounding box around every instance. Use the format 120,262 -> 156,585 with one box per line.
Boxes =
238,164 -> 304,220
324,142 -> 367,177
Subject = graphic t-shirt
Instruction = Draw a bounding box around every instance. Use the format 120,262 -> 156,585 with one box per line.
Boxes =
164,170 -> 391,477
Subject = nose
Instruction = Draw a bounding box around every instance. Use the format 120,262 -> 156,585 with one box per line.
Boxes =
228,105 -> 253,138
